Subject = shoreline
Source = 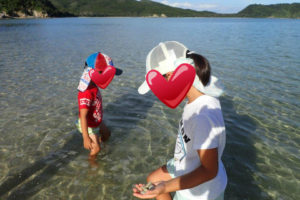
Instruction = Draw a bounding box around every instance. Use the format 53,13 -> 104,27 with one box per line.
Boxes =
1,16 -> 300,20
1,11 -> 300,20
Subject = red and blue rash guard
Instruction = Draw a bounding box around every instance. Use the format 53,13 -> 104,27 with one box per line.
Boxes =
78,84 -> 103,128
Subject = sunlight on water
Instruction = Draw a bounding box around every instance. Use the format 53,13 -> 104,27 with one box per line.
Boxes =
0,18 -> 299,200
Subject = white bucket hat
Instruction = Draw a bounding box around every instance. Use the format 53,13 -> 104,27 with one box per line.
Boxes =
138,41 -> 188,94
138,41 -> 224,97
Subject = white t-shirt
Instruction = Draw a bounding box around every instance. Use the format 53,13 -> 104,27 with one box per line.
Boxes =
173,95 -> 227,200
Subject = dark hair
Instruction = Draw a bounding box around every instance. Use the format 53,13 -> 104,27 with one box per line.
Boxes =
186,50 -> 211,86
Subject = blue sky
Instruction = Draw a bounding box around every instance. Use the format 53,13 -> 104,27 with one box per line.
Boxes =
151,0 -> 299,13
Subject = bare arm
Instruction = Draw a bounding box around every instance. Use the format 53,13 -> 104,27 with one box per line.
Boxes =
79,108 -> 92,150
164,148 -> 218,192
133,148 -> 218,199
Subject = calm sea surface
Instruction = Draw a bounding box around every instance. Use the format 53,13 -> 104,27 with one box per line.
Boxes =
0,17 -> 299,200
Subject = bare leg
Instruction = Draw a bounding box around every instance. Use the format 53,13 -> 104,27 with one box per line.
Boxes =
87,134 -> 101,167
99,122 -> 111,142
89,134 -> 100,156
147,165 -> 173,200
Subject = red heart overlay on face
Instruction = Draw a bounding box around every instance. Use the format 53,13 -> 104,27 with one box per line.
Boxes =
89,66 -> 116,89
146,63 -> 196,109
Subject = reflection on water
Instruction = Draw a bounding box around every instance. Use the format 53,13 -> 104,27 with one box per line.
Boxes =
0,18 -> 299,200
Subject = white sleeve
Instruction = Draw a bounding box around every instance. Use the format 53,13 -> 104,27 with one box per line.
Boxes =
192,115 -> 218,150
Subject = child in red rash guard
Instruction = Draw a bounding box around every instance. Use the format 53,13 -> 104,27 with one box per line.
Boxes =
77,52 -> 122,159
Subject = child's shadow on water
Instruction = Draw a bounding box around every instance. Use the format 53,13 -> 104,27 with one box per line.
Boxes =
0,131 -> 82,200
0,91 -> 155,200
103,90 -> 155,136
220,96 -> 272,200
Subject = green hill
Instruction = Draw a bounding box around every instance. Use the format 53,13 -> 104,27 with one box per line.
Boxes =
48,0 -> 217,17
237,3 -> 300,18
45,1 -> 300,18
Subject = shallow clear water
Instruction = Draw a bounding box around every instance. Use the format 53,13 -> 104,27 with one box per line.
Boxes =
0,17 -> 299,200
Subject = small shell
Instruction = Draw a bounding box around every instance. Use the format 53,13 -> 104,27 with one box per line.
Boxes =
138,182 -> 155,194
148,184 -> 155,190
145,182 -> 153,188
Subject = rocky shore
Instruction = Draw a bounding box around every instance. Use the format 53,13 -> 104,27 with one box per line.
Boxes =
0,10 -> 49,19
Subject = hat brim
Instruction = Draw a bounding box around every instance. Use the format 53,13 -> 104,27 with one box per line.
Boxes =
115,68 -> 123,76
95,66 -> 122,76
138,80 -> 150,94
137,64 -> 177,95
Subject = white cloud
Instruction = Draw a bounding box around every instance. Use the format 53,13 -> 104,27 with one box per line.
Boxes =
193,4 -> 218,11
160,0 -> 218,11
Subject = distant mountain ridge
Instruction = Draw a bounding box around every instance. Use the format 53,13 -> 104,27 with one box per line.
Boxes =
1,0 -> 300,18
48,0 -> 217,17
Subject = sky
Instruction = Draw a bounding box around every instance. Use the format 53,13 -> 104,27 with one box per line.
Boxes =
151,0 -> 299,13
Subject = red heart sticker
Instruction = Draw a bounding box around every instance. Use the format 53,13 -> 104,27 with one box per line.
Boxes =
146,63 -> 196,109
89,66 -> 116,89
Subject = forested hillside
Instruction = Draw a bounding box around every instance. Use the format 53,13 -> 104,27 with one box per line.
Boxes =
237,3 -> 300,18
48,0 -> 217,17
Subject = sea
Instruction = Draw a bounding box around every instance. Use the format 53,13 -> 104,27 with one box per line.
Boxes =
0,17 -> 299,200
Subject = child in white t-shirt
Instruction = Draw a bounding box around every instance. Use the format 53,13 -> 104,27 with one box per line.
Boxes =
133,41 -> 227,200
